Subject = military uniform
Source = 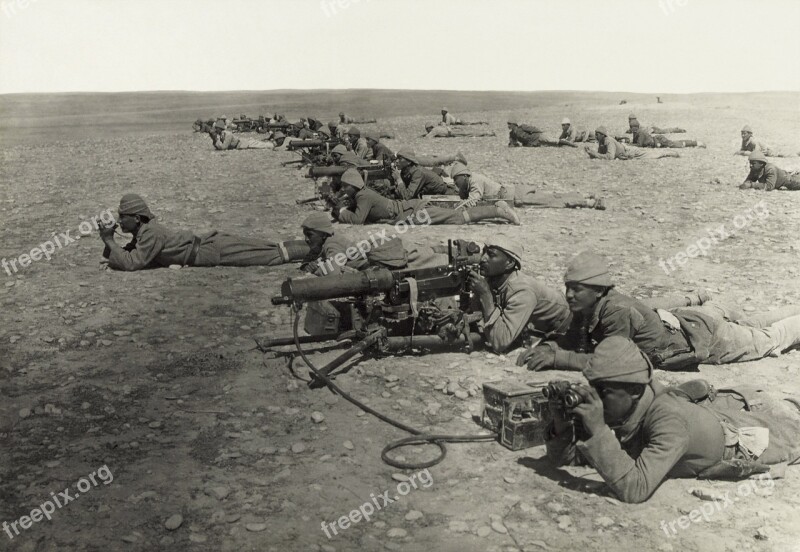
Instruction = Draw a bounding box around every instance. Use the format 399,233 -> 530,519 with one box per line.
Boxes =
482,271 -> 572,353
742,161 -> 800,191
425,125 -> 496,138
397,165 -> 456,199
214,130 -> 269,150
546,338 -> 800,503
632,127 -> 700,148
103,221 -> 309,270
508,125 -> 559,147
336,187 -> 518,226
591,133 -> 679,160
551,253 -> 800,371
559,125 -> 595,143
451,165 -> 602,210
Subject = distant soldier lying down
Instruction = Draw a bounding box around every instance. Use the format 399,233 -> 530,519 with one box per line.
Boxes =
99,194 -> 310,271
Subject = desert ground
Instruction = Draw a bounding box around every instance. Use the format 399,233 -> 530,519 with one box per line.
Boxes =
1,90 -> 800,552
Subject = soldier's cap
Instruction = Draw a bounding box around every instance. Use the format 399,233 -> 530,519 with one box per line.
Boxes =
748,151 -> 768,164
628,113 -> 637,120
507,118 -> 518,125
339,152 -> 362,166
364,131 -> 380,142
328,121 -> 339,129
347,126 -> 361,137
561,117 -> 571,125
213,121 -> 226,130
339,111 -> 345,117
629,120 -> 640,128
584,336 -> 653,384
441,107 -> 448,112
340,168 -> 365,190
301,213 -> 334,236
331,144 -> 349,155
395,149 -> 419,164
273,131 -> 285,140
449,162 -> 471,179
118,193 -> 155,219
425,123 -> 435,130
594,126 -> 608,137
742,125 -> 753,133
195,118 -> 203,124
564,251 -> 613,287
315,127 -> 330,137
484,236 -> 523,269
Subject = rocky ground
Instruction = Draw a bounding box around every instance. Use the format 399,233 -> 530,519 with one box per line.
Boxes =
1,92 -> 800,551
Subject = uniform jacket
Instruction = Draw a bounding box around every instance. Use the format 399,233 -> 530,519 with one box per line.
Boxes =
214,131 -> 240,150
744,163 -> 794,191
555,290 -> 691,370
337,187 -> 425,225
545,381 -> 799,503
102,222 -> 291,270
482,271 -> 572,353
397,166 -> 451,200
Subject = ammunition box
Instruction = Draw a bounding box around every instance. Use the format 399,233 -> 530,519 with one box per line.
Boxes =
481,381 -> 551,451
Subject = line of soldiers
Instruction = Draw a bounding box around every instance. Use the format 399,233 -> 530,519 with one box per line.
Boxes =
98,192 -> 800,504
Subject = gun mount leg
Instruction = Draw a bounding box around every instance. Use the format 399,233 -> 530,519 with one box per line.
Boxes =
308,329 -> 385,389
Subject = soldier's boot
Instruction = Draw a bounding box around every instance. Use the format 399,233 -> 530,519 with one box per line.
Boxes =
462,201 -> 520,225
565,197 -> 606,210
455,151 -> 468,165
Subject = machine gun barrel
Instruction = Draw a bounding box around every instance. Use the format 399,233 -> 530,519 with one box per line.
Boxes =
271,270 -> 396,305
288,139 -> 324,150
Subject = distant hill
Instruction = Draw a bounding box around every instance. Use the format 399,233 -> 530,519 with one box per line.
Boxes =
0,89 -> 797,145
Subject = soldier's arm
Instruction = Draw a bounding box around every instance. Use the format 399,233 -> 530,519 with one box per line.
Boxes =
104,227 -> 165,271
576,404 -> 690,503
483,286 -> 538,353
760,166 -> 778,191
336,197 -> 371,225
397,171 -> 423,200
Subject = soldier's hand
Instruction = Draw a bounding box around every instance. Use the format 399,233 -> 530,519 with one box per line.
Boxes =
518,341 -> 557,371
98,223 -> 117,239
466,269 -> 490,298
570,384 -> 605,437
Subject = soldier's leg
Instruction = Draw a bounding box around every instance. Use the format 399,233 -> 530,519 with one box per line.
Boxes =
416,152 -> 467,167
416,203 -> 519,225
513,185 -> 600,209
783,173 -> 800,190
701,315 -> 800,364
684,303 -> 800,329
239,139 -> 270,149
213,234 -> 311,266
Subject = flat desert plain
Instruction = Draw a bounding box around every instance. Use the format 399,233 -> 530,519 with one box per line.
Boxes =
1,90 -> 799,552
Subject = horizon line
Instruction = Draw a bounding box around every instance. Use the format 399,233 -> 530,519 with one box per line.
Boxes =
2,88 -> 799,97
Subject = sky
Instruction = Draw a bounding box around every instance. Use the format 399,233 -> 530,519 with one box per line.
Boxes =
1,0 -> 799,94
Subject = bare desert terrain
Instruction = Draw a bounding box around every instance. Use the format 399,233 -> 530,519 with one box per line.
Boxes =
1,90 -> 800,552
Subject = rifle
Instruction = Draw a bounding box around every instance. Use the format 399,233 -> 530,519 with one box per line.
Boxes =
261,240 -> 484,388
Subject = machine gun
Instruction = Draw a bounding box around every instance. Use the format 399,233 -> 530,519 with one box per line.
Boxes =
261,240 -> 483,388
283,138 -> 343,167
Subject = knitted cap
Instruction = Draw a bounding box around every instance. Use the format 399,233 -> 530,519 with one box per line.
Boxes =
564,251 -> 613,287
301,213 -> 334,236
340,168 -> 365,189
584,336 -> 653,384
118,193 -> 154,219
